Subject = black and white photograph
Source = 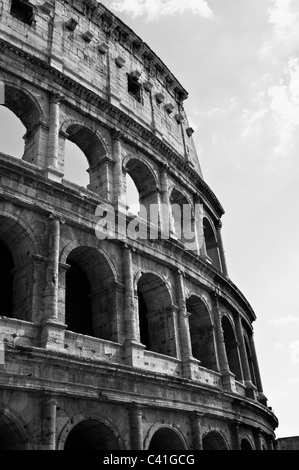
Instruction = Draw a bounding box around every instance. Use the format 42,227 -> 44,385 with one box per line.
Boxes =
0,0 -> 298,454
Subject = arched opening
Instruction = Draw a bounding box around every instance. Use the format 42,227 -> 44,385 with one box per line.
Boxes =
64,419 -> 120,450
125,158 -> 159,225
202,431 -> 228,450
186,295 -> 218,371
0,106 -> 25,158
0,238 -> 14,317
65,259 -> 93,336
64,124 -> 106,191
0,216 -> 34,321
241,438 -> 254,450
203,218 -> 221,270
148,428 -> 185,451
65,247 -> 117,341
0,84 -> 41,164
137,273 -> 176,357
170,188 -> 194,247
244,335 -> 257,387
126,173 -> 140,215
0,415 -> 27,450
222,316 -> 243,381
64,140 -> 89,187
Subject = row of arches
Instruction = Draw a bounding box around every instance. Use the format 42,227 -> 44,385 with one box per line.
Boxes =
0,82 -> 223,270
0,213 -> 255,386
0,410 -> 265,450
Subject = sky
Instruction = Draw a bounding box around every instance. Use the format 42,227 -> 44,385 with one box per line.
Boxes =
0,0 -> 298,439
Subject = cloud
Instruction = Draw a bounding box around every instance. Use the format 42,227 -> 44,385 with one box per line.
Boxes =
267,56 -> 299,156
270,315 -> 299,326
267,0 -> 299,41
290,341 -> 299,364
108,0 -> 213,20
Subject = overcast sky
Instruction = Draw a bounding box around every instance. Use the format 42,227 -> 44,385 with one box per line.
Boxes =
0,0 -> 298,439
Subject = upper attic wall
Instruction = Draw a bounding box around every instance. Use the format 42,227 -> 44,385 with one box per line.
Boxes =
0,0 -> 203,177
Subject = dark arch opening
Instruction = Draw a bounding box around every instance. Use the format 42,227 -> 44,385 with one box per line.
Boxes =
241,438 -> 254,450
203,218 -> 221,270
148,428 -> 185,451
0,416 -> 27,450
65,247 -> 117,341
186,295 -> 217,371
64,419 -> 120,450
202,431 -> 228,450
137,273 -> 176,357
0,238 -> 14,318
0,216 -> 33,321
125,159 -> 158,224
170,188 -> 193,246
65,259 -> 93,336
244,336 -> 257,387
222,316 -> 243,381
137,287 -> 150,349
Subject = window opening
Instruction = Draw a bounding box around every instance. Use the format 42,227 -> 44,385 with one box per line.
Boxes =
10,0 -> 34,25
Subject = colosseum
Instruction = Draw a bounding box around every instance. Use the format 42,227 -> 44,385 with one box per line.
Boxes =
0,0 -> 278,451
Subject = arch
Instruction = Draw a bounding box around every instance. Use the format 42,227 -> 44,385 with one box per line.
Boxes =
0,407 -> 30,450
203,216 -> 221,270
145,423 -> 188,451
137,271 -> 176,357
62,120 -> 108,168
126,172 -> 140,215
0,213 -> 35,321
186,294 -> 218,371
0,106 -> 25,158
243,331 -> 257,387
58,411 -> 123,450
221,315 -> 243,381
240,436 -> 255,450
2,82 -> 43,129
202,430 -> 229,450
65,246 -> 118,341
124,156 -> 159,222
0,82 -> 43,163
60,242 -> 118,283
170,187 -> 194,247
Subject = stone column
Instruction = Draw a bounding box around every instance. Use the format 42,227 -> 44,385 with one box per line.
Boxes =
267,436 -> 275,450
176,270 -> 193,360
194,195 -> 207,258
230,422 -> 241,450
112,130 -> 126,207
212,291 -> 236,391
41,214 -> 66,349
129,404 -> 143,450
234,314 -> 254,397
160,164 -> 175,237
216,220 -> 229,277
190,412 -> 203,450
44,94 -> 64,181
249,332 -> 268,405
254,428 -> 263,450
122,244 -> 144,366
41,396 -> 57,450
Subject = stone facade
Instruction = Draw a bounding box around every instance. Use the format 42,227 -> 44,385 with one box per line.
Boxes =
276,437 -> 299,450
0,0 -> 278,450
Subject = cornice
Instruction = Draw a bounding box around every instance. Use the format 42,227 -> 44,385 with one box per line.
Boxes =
0,37 -> 224,217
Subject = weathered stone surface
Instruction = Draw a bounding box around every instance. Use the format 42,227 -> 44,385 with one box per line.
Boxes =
0,0 -> 277,450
